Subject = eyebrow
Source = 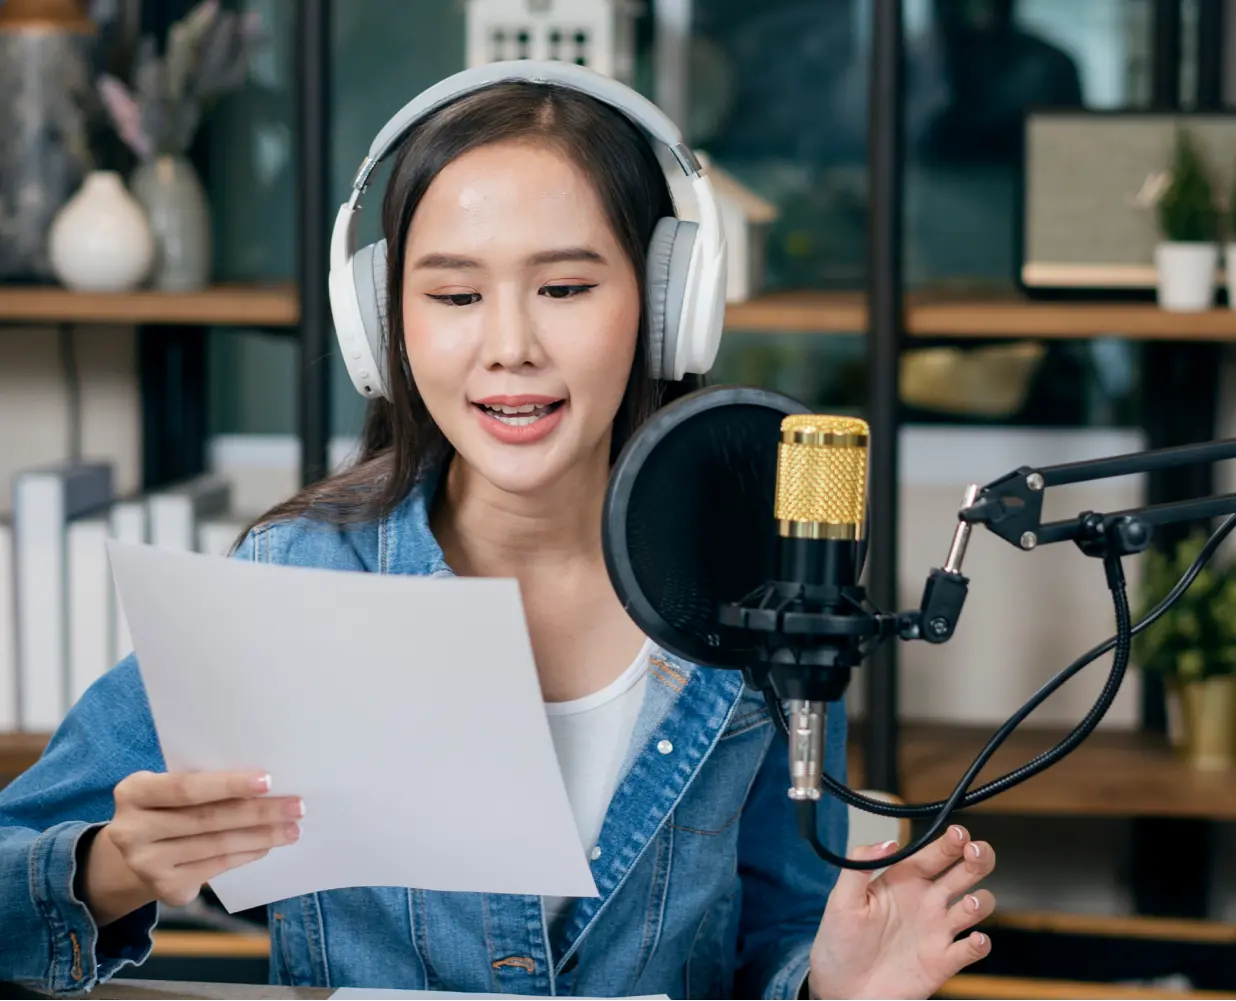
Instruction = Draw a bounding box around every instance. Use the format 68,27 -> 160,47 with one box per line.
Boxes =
411,246 -> 607,270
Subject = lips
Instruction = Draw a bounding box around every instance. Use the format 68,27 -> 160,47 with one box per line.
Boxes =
471,395 -> 567,444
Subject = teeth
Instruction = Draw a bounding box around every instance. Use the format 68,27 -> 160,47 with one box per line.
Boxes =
479,402 -> 557,427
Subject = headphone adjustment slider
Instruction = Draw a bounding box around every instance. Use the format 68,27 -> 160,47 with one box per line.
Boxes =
670,143 -> 702,178
352,155 -> 378,193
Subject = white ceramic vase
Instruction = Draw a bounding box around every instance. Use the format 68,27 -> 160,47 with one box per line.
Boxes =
48,171 -> 154,292
1154,241 -> 1217,312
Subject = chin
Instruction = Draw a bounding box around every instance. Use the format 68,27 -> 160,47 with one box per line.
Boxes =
461,447 -> 579,497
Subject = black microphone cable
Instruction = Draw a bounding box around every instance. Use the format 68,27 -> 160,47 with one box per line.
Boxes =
770,511 -> 1236,871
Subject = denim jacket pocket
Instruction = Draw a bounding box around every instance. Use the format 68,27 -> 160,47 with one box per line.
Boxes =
670,698 -> 772,838
268,895 -> 329,987
683,885 -> 739,999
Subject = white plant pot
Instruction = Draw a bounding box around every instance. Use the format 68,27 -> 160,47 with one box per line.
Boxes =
1154,241 -> 1217,312
1225,243 -> 1236,310
48,171 -> 154,292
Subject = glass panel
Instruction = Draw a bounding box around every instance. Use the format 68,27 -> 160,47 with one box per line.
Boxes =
691,0 -> 867,292
904,0 -> 1152,289
207,0 -> 469,439
710,331 -> 867,412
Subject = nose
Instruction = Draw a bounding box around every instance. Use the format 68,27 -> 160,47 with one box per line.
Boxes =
480,293 -> 544,371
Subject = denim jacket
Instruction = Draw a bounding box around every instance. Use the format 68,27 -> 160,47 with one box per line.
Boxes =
0,471 -> 849,998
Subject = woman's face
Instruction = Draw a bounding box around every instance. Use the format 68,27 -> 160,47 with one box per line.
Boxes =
402,140 -> 641,496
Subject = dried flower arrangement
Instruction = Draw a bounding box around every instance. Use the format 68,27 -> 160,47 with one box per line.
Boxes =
97,0 -> 262,160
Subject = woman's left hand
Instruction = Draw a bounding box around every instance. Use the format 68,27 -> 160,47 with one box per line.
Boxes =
806,824 -> 996,1000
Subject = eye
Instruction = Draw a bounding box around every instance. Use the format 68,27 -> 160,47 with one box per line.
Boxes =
427,292 -> 481,307
539,283 -> 597,300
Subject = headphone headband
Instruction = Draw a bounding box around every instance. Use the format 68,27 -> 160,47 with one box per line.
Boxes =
348,59 -> 702,200
328,59 -> 728,401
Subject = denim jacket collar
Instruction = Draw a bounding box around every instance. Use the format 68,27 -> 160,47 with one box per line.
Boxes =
375,466 -> 749,969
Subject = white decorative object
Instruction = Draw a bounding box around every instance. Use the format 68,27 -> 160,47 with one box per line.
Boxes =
131,153 -> 212,291
465,0 -> 642,84
1225,243 -> 1236,311
1154,241 -> 1217,312
696,152 -> 778,303
47,171 -> 155,292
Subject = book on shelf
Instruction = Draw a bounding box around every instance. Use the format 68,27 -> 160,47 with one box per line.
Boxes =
148,473 -> 232,552
0,517 -> 14,731
67,513 -> 113,707
3,467 -> 252,735
12,462 -> 113,732
108,495 -> 148,664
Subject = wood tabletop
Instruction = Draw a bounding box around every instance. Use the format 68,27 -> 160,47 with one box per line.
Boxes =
5,981 -> 327,1000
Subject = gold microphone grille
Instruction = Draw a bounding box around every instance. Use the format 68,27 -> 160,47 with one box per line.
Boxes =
775,415 -> 869,538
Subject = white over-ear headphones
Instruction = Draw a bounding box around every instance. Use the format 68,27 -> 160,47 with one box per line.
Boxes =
328,59 -> 727,402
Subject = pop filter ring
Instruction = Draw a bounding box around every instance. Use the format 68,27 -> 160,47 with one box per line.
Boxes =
603,384 -> 811,668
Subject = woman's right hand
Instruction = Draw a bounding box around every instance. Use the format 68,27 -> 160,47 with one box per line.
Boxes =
82,770 -> 302,926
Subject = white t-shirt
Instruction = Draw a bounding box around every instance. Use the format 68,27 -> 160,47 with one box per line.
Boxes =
541,636 -> 654,931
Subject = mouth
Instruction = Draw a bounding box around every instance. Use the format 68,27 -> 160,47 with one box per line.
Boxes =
473,399 -> 565,428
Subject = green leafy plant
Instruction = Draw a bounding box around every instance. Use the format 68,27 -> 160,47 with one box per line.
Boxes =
1133,529 -> 1236,682
1155,128 -> 1219,242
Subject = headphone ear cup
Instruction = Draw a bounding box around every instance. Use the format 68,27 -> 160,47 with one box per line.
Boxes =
348,239 -> 391,399
645,217 -> 698,382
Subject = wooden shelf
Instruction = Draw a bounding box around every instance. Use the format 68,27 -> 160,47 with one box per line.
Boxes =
3,285 -> 1234,338
152,930 -> 269,958
723,290 -> 866,332
721,289 -> 1236,339
0,284 -> 298,327
939,973 -> 1231,1000
0,731 -> 49,778
984,909 -> 1236,945
848,724 -> 1236,820
909,294 -> 1236,340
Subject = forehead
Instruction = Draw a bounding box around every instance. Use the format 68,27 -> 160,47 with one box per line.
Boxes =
407,141 -> 613,249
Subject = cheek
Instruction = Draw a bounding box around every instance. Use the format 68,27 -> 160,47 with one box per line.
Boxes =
554,287 -> 641,402
402,300 -> 474,394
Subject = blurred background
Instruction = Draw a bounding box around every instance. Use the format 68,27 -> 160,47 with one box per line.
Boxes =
3,0 -> 1236,997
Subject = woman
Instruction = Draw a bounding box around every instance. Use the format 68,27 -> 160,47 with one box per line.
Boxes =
0,67 -> 996,999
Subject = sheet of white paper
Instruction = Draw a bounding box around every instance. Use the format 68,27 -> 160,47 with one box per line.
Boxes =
329,992 -> 668,999
106,540 -> 599,912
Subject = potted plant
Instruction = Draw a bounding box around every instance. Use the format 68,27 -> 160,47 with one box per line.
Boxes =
1134,529 -> 1236,771
1224,173 -> 1236,310
1137,127 -> 1220,311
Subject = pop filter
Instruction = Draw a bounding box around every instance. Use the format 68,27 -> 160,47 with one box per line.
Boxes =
602,385 -> 811,669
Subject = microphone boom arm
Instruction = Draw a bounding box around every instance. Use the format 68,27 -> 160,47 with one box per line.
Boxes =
960,435 -> 1236,553
897,435 -> 1236,652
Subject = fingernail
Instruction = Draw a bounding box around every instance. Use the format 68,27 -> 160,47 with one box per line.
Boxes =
284,823 -> 301,841
880,840 -> 898,851
251,773 -> 271,793
975,932 -> 987,948
951,825 -> 968,841
967,842 -> 983,860
967,894 -> 980,911
284,799 -> 305,820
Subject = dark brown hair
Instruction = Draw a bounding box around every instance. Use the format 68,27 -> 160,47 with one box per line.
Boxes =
251,80 -> 701,532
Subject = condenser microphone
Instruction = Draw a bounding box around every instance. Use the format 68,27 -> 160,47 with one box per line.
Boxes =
763,414 -> 871,799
